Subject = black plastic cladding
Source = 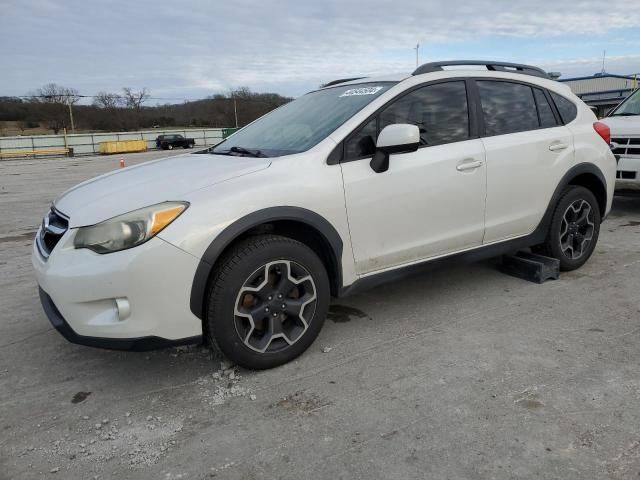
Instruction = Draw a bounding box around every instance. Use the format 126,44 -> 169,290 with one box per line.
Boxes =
189,207 -> 344,320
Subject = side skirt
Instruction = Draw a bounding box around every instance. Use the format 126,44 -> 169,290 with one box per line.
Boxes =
338,229 -> 546,298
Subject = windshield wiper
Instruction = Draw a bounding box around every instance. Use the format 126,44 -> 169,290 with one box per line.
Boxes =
213,146 -> 268,158
611,112 -> 640,117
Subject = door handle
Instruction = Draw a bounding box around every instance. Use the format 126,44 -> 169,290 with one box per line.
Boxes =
549,143 -> 568,152
456,159 -> 483,171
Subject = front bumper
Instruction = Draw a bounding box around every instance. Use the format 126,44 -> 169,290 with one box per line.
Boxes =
33,229 -> 203,350
615,156 -> 640,191
39,288 -> 201,351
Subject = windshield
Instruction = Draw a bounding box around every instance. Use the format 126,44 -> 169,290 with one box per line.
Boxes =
610,88 -> 640,116
212,82 -> 395,157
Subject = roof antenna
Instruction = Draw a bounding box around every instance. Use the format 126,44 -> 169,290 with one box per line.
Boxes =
414,43 -> 420,68
601,50 -> 606,74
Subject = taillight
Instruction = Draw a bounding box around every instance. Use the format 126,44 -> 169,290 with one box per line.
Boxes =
593,122 -> 611,145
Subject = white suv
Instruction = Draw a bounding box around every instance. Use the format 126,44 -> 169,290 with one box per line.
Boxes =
599,87 -> 640,192
33,61 -> 616,369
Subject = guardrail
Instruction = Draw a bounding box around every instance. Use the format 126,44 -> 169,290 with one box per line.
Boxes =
0,127 -> 230,159
0,148 -> 71,158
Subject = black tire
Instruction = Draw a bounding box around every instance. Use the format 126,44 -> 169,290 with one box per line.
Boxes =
167,144 -> 173,150
538,186 -> 601,271
205,234 -> 330,370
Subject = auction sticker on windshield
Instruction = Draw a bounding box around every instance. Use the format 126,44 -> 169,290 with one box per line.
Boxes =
340,86 -> 384,97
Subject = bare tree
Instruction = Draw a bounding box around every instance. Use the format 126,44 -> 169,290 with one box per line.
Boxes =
122,87 -> 150,110
29,83 -> 80,105
25,83 -> 80,133
93,91 -> 122,109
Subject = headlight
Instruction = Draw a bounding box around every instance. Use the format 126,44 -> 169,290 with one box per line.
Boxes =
74,201 -> 188,254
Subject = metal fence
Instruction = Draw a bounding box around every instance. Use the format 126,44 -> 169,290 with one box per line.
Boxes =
0,128 -> 231,159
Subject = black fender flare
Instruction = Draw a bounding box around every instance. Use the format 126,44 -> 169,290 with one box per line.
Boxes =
189,206 -> 344,319
533,162 -> 608,239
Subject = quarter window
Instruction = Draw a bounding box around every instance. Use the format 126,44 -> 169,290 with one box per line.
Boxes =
550,92 -> 578,124
345,118 -> 377,160
477,81 -> 539,136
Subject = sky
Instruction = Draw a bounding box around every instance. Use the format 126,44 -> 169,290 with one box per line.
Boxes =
1,0 -> 640,104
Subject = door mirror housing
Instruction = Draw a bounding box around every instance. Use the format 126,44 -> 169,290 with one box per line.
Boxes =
370,124 -> 420,173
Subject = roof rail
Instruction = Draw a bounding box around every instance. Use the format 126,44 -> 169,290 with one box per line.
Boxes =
412,60 -> 548,79
323,77 -> 365,87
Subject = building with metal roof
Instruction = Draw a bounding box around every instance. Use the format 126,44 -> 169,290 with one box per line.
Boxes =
559,73 -> 639,117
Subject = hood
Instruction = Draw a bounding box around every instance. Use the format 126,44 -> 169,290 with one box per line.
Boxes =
55,153 -> 271,227
599,115 -> 640,137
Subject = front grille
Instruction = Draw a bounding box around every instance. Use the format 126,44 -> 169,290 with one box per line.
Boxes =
617,170 -> 638,180
611,137 -> 640,157
36,207 -> 69,258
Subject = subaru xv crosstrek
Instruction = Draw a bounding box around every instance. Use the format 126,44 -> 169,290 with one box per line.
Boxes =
33,61 -> 616,369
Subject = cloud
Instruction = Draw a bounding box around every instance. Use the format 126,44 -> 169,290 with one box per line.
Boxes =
1,0 -> 640,100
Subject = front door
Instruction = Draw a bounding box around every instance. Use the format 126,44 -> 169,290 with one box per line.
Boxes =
340,81 -> 487,275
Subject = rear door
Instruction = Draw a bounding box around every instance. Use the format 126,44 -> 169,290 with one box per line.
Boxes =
476,80 -> 575,243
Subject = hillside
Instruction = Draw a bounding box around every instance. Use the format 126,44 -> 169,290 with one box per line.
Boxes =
0,88 -> 291,136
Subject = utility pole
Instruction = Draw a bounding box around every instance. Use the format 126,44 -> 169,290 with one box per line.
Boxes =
233,95 -> 238,128
414,43 -> 420,68
67,97 -> 75,133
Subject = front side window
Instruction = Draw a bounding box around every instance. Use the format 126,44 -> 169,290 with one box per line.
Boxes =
477,80 -> 538,136
550,92 -> 578,124
213,82 -> 394,157
345,81 -> 470,160
379,81 -> 469,146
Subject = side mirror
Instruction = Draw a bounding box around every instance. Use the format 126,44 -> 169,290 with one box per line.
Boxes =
370,124 -> 420,173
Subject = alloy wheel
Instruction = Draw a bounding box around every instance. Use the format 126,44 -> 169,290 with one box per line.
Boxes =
559,199 -> 595,260
233,260 -> 317,353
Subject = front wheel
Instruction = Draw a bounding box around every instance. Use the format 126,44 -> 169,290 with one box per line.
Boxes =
205,235 -> 330,369
538,186 -> 601,271
167,144 -> 173,150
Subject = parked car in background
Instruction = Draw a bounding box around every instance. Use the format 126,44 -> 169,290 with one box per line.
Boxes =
156,134 -> 195,150
599,88 -> 640,193
34,61 -> 615,370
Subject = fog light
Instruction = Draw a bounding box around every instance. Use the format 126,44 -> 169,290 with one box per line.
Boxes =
114,298 -> 130,321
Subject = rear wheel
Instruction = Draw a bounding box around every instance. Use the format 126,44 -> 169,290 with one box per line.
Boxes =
167,144 -> 173,150
538,186 -> 600,271
205,235 -> 329,369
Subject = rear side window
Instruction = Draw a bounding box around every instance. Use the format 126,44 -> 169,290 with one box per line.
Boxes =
534,89 -> 558,128
550,92 -> 578,124
477,81 -> 538,136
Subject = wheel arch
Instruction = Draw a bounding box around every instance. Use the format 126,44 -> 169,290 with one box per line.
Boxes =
536,163 -> 608,238
189,207 -> 344,320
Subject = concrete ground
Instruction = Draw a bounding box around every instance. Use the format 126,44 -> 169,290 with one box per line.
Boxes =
1,150 -> 640,479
